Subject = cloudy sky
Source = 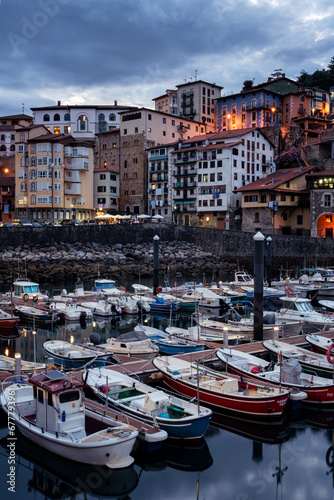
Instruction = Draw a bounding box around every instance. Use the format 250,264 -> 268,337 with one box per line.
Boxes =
0,0 -> 333,117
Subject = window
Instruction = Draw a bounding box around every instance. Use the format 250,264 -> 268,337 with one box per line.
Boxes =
64,126 -> 71,134
324,194 -> 331,207
54,127 -> 60,134
260,195 -> 266,203
43,114 -> 50,121
163,118 -> 166,124
98,113 -> 105,121
54,113 -> 60,121
64,113 -> 70,121
254,212 -> 260,222
281,195 -> 286,201
109,113 -> 116,121
100,174 -> 106,180
97,186 -> 106,192
148,114 -> 152,120
297,214 -> 303,225
78,115 -> 87,131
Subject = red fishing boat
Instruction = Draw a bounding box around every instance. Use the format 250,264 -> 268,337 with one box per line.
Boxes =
153,356 -> 289,420
217,348 -> 334,406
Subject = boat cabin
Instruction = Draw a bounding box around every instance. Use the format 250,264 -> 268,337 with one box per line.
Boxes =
94,279 -> 117,291
280,296 -> 315,312
29,370 -> 85,437
12,278 -> 47,302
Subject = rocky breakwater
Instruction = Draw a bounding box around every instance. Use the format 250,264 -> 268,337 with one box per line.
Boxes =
0,240 -> 235,288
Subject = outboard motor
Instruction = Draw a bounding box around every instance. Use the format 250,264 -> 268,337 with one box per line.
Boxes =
89,332 -> 101,345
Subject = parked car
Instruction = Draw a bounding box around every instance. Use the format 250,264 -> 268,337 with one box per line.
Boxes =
12,219 -> 33,227
82,219 -> 96,225
32,222 -> 43,227
60,219 -> 82,226
3,222 -> 14,228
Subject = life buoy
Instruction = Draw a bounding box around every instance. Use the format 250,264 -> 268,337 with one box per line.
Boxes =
327,344 -> 334,364
47,365 -> 56,371
326,446 -> 334,467
156,286 -> 162,294
285,286 -> 293,297
23,293 -> 29,302
121,287 -> 126,293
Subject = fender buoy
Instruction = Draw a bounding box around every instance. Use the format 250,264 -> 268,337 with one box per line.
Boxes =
121,287 -> 126,293
156,286 -> 163,294
326,446 -> 333,467
327,344 -> 334,364
285,286 -> 293,297
23,293 -> 29,302
33,295 -> 38,303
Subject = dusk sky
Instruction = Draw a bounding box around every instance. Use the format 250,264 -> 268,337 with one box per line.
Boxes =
0,0 -> 333,117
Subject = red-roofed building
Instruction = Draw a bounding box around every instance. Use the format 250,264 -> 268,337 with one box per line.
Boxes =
235,165 -> 316,235
306,170 -> 334,238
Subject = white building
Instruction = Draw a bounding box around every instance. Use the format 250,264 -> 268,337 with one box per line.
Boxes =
171,128 -> 275,228
31,102 -> 138,140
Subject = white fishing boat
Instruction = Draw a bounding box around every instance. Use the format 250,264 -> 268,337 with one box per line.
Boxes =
181,287 -> 223,310
79,300 -> 122,317
85,366 -> 212,439
94,279 -> 126,298
276,295 -> 334,332
0,370 -> 138,468
50,301 -> 93,321
86,329 -> 159,358
10,277 -> 49,305
0,354 -> 45,373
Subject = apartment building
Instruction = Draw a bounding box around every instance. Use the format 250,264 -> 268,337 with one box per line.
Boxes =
95,129 -> 121,212
15,126 -> 94,222
170,128 -> 275,228
0,114 -> 33,157
153,80 -> 223,132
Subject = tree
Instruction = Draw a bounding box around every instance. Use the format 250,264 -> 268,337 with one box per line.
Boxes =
278,147 -> 301,169
297,69 -> 311,88
327,56 -> 334,79
242,80 -> 254,91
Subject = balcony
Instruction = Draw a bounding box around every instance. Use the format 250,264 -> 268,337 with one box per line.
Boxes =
65,158 -> 89,170
173,154 -> 197,164
181,109 -> 197,117
173,181 -> 197,188
181,99 -> 194,107
181,91 -> 194,98
173,168 -> 197,176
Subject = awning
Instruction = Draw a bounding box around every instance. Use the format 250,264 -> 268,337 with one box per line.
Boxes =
174,200 -> 196,205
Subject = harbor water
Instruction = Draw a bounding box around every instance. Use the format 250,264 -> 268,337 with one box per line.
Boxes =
0,283 -> 334,499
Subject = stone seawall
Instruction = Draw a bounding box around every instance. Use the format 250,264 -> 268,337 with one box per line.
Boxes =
0,224 -> 333,288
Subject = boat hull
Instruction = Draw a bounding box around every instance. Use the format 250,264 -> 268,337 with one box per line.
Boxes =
15,417 -> 136,468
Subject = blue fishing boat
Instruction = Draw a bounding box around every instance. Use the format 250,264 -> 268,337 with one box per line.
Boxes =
43,340 -> 112,369
148,297 -> 180,313
153,337 -> 207,355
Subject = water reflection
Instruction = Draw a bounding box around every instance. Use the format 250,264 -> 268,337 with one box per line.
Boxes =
0,433 -> 139,499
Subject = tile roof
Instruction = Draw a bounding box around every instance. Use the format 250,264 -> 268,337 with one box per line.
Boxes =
235,165 -> 316,192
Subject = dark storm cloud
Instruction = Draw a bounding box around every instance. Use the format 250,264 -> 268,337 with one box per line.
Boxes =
0,0 -> 333,115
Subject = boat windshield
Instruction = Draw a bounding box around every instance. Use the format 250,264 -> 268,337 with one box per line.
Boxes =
59,390 -> 80,403
96,282 -> 116,289
296,301 -> 314,312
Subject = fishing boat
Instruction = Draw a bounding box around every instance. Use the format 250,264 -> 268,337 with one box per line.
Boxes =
165,325 -> 246,345
50,301 -> 93,321
217,348 -> 334,406
94,279 -> 125,297
146,296 -> 180,313
0,354 -> 45,373
43,340 -> 112,369
85,366 -> 212,439
108,295 -> 139,315
152,335 -> 207,356
0,308 -> 20,329
305,333 -> 334,356
79,300 -> 122,317
86,329 -> 159,358
263,339 -> 334,378
0,369 -> 138,468
181,287 -> 223,310
10,277 -> 49,305
318,300 -> 334,312
153,356 -> 290,419
14,304 -> 59,325
276,295 -> 334,332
